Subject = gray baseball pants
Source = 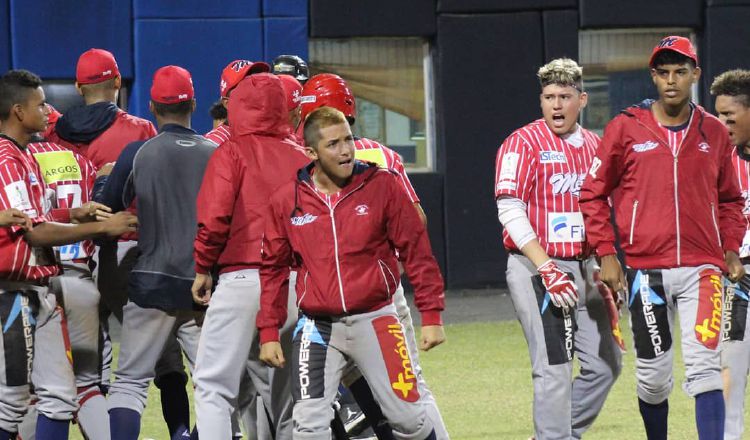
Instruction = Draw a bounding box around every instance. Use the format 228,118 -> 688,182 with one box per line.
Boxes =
505,254 -> 622,440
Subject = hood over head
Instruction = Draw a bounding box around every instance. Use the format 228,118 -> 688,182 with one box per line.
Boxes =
227,73 -> 288,138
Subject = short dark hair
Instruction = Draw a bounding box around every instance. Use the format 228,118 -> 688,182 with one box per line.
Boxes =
209,101 -> 227,121
710,69 -> 750,108
651,50 -> 696,69
151,100 -> 193,117
303,106 -> 348,148
78,77 -> 117,94
0,69 -> 43,120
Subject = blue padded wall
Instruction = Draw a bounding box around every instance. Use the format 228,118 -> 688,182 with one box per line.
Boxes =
133,0 -> 260,19
262,0 -> 306,17
264,17 -> 308,64
132,19 -> 264,135
10,0 -> 133,79
0,0 -> 9,73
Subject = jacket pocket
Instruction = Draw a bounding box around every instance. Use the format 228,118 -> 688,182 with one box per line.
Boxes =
378,259 -> 398,300
629,200 -> 639,245
710,203 -> 722,248
296,270 -> 310,307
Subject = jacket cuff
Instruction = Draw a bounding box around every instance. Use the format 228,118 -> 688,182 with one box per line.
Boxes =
595,242 -> 617,257
723,239 -> 741,255
420,311 -> 443,326
194,263 -> 210,275
50,208 -> 71,224
259,327 -> 280,344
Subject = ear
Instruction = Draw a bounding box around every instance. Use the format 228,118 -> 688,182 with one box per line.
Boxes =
114,76 -> 122,90
692,66 -> 702,84
12,103 -> 24,121
305,145 -> 318,161
190,99 -> 197,113
579,91 -> 588,109
650,68 -> 658,85
75,82 -> 84,96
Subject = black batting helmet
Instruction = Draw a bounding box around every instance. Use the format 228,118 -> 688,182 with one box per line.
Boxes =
272,54 -> 309,84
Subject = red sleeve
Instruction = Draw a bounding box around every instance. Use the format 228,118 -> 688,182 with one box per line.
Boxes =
257,198 -> 293,343
494,132 -> 535,202
49,208 -> 71,223
383,173 -> 444,325
193,144 -> 241,273
384,149 -> 420,203
717,133 -> 745,253
145,122 -> 157,138
0,160 -> 48,233
579,117 -> 626,257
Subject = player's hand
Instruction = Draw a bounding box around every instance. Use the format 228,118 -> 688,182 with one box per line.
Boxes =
419,325 -> 446,351
260,341 -> 286,368
725,251 -> 745,283
0,208 -> 32,230
599,254 -> 626,296
192,273 -> 213,305
537,259 -> 578,309
96,162 -> 115,178
101,211 -> 137,237
593,271 -> 626,351
71,202 -> 113,223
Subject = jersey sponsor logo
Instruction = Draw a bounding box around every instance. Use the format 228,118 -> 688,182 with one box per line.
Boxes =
355,148 -> 388,168
33,151 -> 82,184
539,151 -> 567,164
498,152 -> 519,181
4,180 -> 34,215
355,204 -> 369,216
695,268 -> 723,349
698,142 -> 710,153
627,269 -> 671,359
546,212 -> 585,243
632,141 -> 659,153
548,172 -> 585,197
291,213 -> 318,226
372,315 -> 419,402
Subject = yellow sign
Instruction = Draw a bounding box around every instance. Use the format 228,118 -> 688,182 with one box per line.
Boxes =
355,148 -> 387,168
33,151 -> 82,184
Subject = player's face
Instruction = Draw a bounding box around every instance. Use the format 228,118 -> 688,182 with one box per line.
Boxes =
716,94 -> 750,148
540,84 -> 587,137
651,63 -> 700,107
307,122 -> 355,183
18,86 -> 49,133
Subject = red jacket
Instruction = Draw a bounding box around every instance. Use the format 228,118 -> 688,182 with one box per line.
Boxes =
194,73 -> 308,274
257,162 -> 445,343
579,101 -> 745,270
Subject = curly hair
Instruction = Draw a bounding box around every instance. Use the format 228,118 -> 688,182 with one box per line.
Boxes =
710,69 -> 750,108
537,58 -> 583,91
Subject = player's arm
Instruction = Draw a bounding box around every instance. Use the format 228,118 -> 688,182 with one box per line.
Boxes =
93,141 -> 143,213
24,212 -> 137,247
258,200 -> 294,368
716,132 -> 746,282
579,117 -> 627,292
389,152 -> 427,225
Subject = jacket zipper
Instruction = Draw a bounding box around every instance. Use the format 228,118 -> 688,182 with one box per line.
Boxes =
674,157 -> 681,265
710,202 -> 722,248
629,200 -> 639,245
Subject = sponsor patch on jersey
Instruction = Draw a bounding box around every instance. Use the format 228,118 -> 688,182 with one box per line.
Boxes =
291,213 -> 318,226
546,212 -> 585,243
33,151 -> 82,184
539,150 -> 567,164
498,152 -> 519,181
695,268 -> 723,349
355,148 -> 388,168
372,315 -> 420,402
632,141 -> 659,153
4,180 -> 34,215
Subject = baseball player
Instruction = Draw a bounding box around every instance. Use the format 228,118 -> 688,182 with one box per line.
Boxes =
494,58 -> 622,440
209,101 -> 226,129
204,59 -> 270,146
298,73 -> 448,439
192,72 -> 309,439
96,65 -> 215,440
257,105 -> 445,440
272,54 -> 309,84
710,69 -> 750,440
579,36 -> 746,440
0,69 -> 136,440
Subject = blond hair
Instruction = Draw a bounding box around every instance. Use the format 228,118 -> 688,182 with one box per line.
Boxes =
303,106 -> 348,148
537,58 -> 583,91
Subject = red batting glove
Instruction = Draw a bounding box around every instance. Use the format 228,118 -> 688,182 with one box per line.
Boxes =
537,260 -> 579,309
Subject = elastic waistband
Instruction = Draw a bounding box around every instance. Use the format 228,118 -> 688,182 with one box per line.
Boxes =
508,250 -> 590,262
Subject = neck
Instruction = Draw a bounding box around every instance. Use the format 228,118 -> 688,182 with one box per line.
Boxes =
83,91 -> 117,106
312,164 -> 348,194
0,123 -> 31,147
653,99 -> 691,126
156,115 -> 191,130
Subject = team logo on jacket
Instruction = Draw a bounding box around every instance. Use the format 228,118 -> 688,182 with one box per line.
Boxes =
539,151 -> 567,164
695,268 -> 723,349
372,316 -> 420,402
546,212 -> 585,243
698,142 -> 710,153
355,204 -> 369,216
291,213 -> 318,226
632,141 -> 659,153
548,172 -> 585,197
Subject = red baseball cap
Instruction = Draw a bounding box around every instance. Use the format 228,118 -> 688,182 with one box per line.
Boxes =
150,65 -> 194,104
219,59 -> 270,97
649,36 -> 698,67
76,48 -> 120,85
278,74 -> 303,111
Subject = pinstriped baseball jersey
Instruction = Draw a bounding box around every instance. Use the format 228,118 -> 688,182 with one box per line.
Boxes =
658,124 -> 688,156
28,141 -> 97,261
0,137 -> 59,282
353,137 -> 420,203
732,150 -> 750,258
494,119 -> 600,258
205,124 -> 231,146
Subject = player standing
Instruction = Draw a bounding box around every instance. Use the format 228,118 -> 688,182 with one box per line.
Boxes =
579,37 -> 745,440
494,58 -> 622,440
710,69 -> 750,440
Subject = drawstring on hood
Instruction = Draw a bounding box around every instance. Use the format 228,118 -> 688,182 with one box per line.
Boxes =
54,102 -> 119,143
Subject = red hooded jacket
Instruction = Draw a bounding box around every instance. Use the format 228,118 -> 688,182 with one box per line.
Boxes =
257,162 -> 445,343
579,100 -> 745,270
194,73 -> 308,274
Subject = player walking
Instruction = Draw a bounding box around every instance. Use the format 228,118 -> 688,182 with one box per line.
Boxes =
579,37 -> 745,440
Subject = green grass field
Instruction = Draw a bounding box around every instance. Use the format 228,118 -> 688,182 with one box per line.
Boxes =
70,315 -> 741,439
